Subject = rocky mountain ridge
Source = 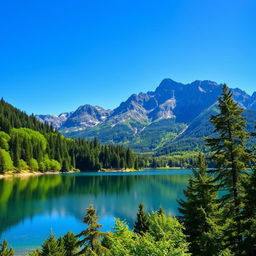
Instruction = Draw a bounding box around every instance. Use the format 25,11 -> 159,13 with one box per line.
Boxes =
36,79 -> 256,153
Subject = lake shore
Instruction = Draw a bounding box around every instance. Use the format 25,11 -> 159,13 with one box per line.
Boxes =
0,168 -> 140,178
0,170 -> 78,179
98,168 -> 137,173
0,167 -> 187,178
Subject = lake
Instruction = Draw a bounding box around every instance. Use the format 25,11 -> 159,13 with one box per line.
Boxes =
0,169 -> 191,255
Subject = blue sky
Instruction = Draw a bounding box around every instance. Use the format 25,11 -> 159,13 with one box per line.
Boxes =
0,0 -> 255,115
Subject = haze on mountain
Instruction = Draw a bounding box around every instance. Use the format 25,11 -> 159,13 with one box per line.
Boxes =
37,78 -> 256,154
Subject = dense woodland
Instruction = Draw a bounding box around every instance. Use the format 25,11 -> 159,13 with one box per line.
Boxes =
1,85 -> 256,256
0,99 -> 141,173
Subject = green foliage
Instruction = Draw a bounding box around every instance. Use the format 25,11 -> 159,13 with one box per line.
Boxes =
151,151 -> 200,168
62,232 -> 79,256
29,158 -> 39,172
0,99 -> 141,173
76,204 -> 108,255
0,239 -> 14,256
128,119 -> 186,152
134,203 -> 150,235
40,159 -> 62,172
65,119 -> 186,153
18,159 -> 29,170
206,85 -> 252,255
38,161 -> 46,171
0,149 -> 14,173
0,98 -> 54,134
147,212 -> 189,254
17,206 -> 189,256
178,153 -> 223,256
0,132 -> 10,151
106,214 -> 190,256
26,249 -> 41,256
41,234 -> 65,256
241,166 -> 256,256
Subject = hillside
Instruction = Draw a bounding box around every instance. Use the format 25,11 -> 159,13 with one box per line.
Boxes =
36,79 -> 256,154
0,99 -> 140,173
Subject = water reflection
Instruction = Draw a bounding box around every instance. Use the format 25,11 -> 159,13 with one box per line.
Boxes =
0,170 -> 190,252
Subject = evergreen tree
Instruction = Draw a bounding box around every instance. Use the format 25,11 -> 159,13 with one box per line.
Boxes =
41,234 -> 65,256
206,84 -> 251,255
76,204 -> 108,255
0,239 -> 14,256
0,115 -> 11,134
241,166 -> 256,256
157,206 -> 165,216
62,232 -> 79,256
26,249 -> 41,256
134,203 -> 149,235
178,153 -> 223,256
10,135 -> 20,168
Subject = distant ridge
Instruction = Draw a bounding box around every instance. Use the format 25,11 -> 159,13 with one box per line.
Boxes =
36,79 -> 256,153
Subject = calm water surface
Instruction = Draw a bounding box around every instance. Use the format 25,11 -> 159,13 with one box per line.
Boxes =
0,169 -> 191,255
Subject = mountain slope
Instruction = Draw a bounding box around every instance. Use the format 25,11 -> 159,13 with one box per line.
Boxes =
36,112 -> 73,129
156,107 -> 256,155
36,78 -> 256,154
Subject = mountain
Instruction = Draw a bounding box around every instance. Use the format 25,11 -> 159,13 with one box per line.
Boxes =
36,79 -> 256,154
36,112 -> 73,129
0,98 -> 140,175
60,105 -> 112,132
38,105 -> 112,132
246,92 -> 256,110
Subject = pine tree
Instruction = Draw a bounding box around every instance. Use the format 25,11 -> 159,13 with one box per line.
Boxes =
76,204 -> 108,255
62,232 -> 79,256
206,84 -> 251,255
134,203 -> 149,235
0,239 -> 14,256
26,249 -> 41,256
10,135 -> 20,168
241,166 -> 256,256
0,115 -> 11,134
41,234 -> 65,256
157,206 -> 165,216
178,153 -> 223,256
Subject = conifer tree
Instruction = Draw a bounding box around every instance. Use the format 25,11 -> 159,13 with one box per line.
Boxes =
241,165 -> 256,256
206,84 -> 251,255
41,234 -> 65,256
11,136 -> 20,168
134,203 -> 149,235
76,204 -> 108,255
26,249 -> 41,256
0,115 -> 11,134
0,239 -> 14,256
157,206 -> 165,216
62,232 -> 79,256
178,153 -> 223,256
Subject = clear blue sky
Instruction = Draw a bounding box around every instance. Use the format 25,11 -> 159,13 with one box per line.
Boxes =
0,0 -> 255,115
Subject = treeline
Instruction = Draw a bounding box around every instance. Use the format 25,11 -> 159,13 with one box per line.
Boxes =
148,151 -> 200,168
0,99 -> 140,173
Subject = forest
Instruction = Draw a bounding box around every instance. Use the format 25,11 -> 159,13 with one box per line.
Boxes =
0,99 -> 142,173
1,85 -> 256,256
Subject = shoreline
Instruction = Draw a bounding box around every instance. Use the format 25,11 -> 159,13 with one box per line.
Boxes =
0,170 -> 78,179
98,168 -> 137,173
0,167 -> 188,178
